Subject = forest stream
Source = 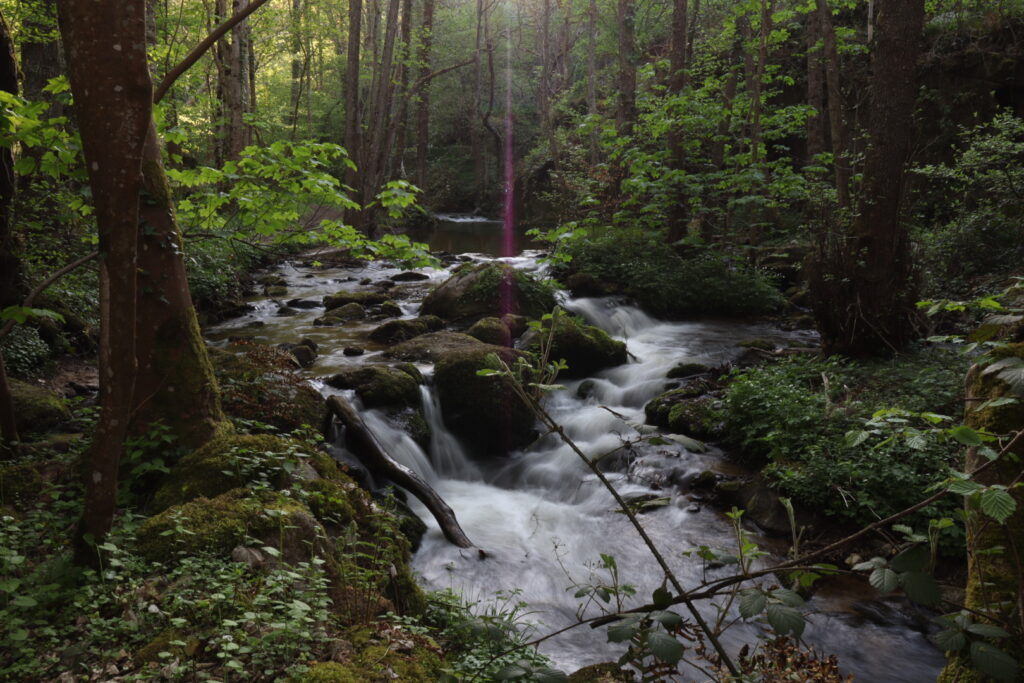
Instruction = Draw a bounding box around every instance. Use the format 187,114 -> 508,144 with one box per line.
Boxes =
207,218 -> 947,682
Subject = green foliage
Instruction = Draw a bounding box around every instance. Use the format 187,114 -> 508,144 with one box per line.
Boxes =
0,325 -> 50,378
543,228 -> 782,317
722,351 -> 968,528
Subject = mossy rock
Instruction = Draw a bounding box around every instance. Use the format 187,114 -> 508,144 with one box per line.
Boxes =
369,319 -> 429,345
8,378 -> 70,435
380,300 -> 403,317
137,488 -> 320,563
325,365 -> 421,410
331,302 -> 368,320
212,345 -> 326,433
434,344 -> 536,455
390,407 -> 431,448
466,316 -> 512,346
666,361 -> 710,379
644,379 -> 715,427
421,262 -> 556,324
666,396 -> 724,440
303,477 -> 359,528
300,632 -> 443,682
384,331 -> 489,362
323,290 -> 390,311
152,431 -> 314,511
524,315 -> 627,378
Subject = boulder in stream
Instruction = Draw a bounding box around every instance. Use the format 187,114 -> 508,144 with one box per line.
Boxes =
421,262 -> 556,324
384,331 -> 488,362
521,314 -> 627,378
368,318 -> 434,345
325,365 -> 421,410
466,316 -> 513,346
322,290 -> 390,311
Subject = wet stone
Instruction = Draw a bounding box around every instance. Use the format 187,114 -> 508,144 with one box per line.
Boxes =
343,347 -> 365,356
287,298 -> 322,309
391,271 -> 431,282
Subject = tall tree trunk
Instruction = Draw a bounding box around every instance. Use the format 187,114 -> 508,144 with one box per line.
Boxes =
20,0 -> 64,108
818,0 -> 850,208
811,0 -> 925,356
586,0 -> 598,164
344,0 -> 363,218
215,0 -> 252,161
616,0 -> 636,134
57,0 -> 152,563
360,0 -> 401,233
391,0 -> 413,176
666,0 -> 689,244
805,5 -> 825,164
0,11 -> 20,450
415,0 -> 434,188
287,0 -> 304,135
749,0 -> 773,166
471,0 -> 486,205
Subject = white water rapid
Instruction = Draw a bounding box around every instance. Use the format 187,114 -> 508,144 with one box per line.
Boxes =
209,249 -> 946,682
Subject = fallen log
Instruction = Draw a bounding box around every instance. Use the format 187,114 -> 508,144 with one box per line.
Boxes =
326,395 -> 477,550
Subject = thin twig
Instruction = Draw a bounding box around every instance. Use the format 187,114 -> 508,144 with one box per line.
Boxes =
0,250 -> 98,340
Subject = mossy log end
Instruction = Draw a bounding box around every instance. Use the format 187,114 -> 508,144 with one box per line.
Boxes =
326,395 -> 477,551
939,343 -> 1024,682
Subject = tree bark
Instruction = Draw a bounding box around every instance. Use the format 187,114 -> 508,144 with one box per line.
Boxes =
215,0 -> 252,162
391,0 -> 414,175
586,0 -> 598,164
818,0 -> 850,208
327,395 -> 475,549
805,4 -> 825,164
415,0 -> 435,188
57,0 -> 152,563
811,0 -> 924,356
0,10 -> 19,449
20,0 -> 64,108
344,0 -> 363,215
616,0 -> 636,134
666,0 -> 689,244
360,0 -> 401,233
749,0 -> 773,166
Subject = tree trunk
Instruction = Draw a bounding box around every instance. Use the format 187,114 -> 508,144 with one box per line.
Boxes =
415,0 -> 434,188
133,123 -> 223,450
391,0 -> 413,176
0,10 -> 19,449
805,4 -> 825,164
344,0 -> 363,217
749,0 -> 773,166
938,354 -> 1024,682
616,0 -> 636,134
471,0 -> 486,204
586,0 -> 598,164
57,0 -> 152,563
810,0 -> 924,356
20,0 -> 64,108
215,0 -> 252,161
666,0 -> 689,244
287,0 -> 304,135
360,0 -> 401,233
818,0 -> 850,208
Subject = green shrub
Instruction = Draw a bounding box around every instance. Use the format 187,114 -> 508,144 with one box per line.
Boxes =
0,325 -> 50,378
722,350 -> 969,529
558,230 -> 782,317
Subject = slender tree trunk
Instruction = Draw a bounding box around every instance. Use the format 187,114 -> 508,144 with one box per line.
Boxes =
215,0 -> 252,161
287,0 -> 304,134
360,0 -> 401,232
818,0 -> 850,208
749,0 -> 773,166
811,0 -> 925,356
805,5 -> 825,164
57,0 -> 151,563
666,0 -> 689,244
586,0 -> 598,164
391,0 -> 413,175
616,0 -> 636,134
0,11 -> 19,450
344,0 -> 363,221
20,0 -> 64,109
471,0 -> 486,204
415,0 -> 434,188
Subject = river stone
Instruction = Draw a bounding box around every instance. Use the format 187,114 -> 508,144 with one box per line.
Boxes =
325,365 -> 421,409
384,331 -> 484,363
8,379 -> 71,435
287,298 -> 322,310
644,379 -> 715,427
466,316 -> 512,346
421,262 -> 556,324
521,315 -> 627,378
391,271 -> 431,282
369,319 -> 430,345
344,346 -> 365,356
380,300 -> 403,318
715,477 -> 794,535
433,344 -> 535,456
666,361 -> 710,379
322,290 -> 389,311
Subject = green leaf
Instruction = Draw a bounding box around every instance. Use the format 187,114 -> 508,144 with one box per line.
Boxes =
765,604 -> 805,637
900,572 -> 941,606
891,545 -> 929,573
949,425 -> 983,446
606,617 -> 641,643
980,488 -> 1016,523
12,595 -> 38,608
771,588 -> 805,608
932,628 -> 967,652
739,590 -> 766,619
969,642 -> 1018,682
647,630 -> 685,665
869,568 -> 899,593
649,610 -> 682,628
14,156 -> 36,175
965,623 -> 1010,640
652,586 -> 672,609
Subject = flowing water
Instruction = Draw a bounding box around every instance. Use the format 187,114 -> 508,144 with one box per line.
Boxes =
208,248 -> 946,682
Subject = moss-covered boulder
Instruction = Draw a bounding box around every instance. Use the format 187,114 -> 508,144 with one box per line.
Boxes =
8,378 -> 70,435
421,262 -> 556,324
300,629 -> 443,682
384,331 -> 488,362
644,379 -> 715,427
524,315 -> 627,378
152,431 -> 314,511
666,361 -> 710,379
666,396 -> 723,440
434,344 -> 536,455
466,316 -> 512,346
212,345 -> 325,433
323,290 -> 390,311
325,365 -> 421,410
369,319 -> 428,344
137,488 -> 322,563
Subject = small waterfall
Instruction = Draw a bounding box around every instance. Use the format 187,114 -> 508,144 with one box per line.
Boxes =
360,409 -> 439,486
420,385 -> 481,481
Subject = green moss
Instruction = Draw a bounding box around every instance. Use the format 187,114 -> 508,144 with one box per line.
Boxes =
434,345 -> 536,455
301,662 -> 363,683
325,366 -> 421,409
467,316 -> 512,346
644,380 -> 714,426
0,462 -> 44,508
666,362 -> 710,379
138,488 -> 314,562
299,636 -> 442,683
303,478 -> 358,527
8,378 -> 70,435
667,396 -> 723,439
153,431 -> 311,511
568,662 -> 635,682
134,628 -> 199,665
422,262 -> 557,323
368,319 -> 429,344
529,315 -> 627,378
